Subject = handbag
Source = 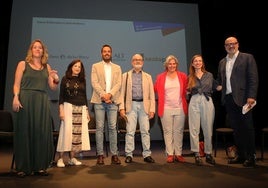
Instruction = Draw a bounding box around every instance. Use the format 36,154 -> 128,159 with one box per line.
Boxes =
117,114 -> 128,130
226,145 -> 237,159
199,141 -> 205,157
117,73 -> 128,130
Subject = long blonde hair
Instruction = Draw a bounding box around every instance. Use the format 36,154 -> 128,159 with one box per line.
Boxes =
25,39 -> 49,66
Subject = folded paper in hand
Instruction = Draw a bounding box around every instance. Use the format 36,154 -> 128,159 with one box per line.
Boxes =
242,101 -> 256,114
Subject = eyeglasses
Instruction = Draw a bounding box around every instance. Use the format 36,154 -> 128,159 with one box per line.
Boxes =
132,59 -> 143,61
225,42 -> 238,47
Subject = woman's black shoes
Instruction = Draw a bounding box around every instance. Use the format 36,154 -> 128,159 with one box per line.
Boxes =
205,154 -> 216,165
194,155 -> 203,166
16,171 -> 26,178
16,170 -> 49,177
34,170 -> 49,176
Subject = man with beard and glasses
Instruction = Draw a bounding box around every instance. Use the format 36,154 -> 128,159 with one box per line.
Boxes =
119,53 -> 155,164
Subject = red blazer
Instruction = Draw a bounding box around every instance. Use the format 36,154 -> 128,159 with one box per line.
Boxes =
154,71 -> 188,117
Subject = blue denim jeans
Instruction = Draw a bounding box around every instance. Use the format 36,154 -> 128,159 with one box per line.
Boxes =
125,101 -> 152,158
94,103 -> 118,156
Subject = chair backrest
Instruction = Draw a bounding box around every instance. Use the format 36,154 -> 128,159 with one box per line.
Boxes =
88,115 -> 96,130
262,127 -> 268,132
215,114 -> 234,132
117,116 -> 140,131
0,110 -> 13,132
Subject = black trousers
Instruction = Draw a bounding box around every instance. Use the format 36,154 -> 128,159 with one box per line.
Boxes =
224,94 -> 256,159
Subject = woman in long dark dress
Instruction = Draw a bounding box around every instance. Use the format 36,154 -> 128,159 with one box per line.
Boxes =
12,39 -> 59,177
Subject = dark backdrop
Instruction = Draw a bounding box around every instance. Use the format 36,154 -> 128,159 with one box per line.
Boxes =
0,0 -> 265,142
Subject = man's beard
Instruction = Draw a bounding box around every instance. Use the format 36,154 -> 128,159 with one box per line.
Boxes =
133,64 -> 142,69
103,56 -> 111,62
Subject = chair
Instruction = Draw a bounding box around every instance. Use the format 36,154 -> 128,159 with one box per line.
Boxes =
214,127 -> 234,157
51,117 -> 59,164
88,115 -> 109,157
261,127 -> 268,160
214,115 -> 234,157
0,110 -> 15,171
183,116 -> 190,151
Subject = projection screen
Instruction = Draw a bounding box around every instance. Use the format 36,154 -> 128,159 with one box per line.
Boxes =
5,0 -> 201,140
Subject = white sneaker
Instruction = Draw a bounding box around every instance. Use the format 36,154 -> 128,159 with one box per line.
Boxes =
57,158 -> 65,168
68,158 -> 82,166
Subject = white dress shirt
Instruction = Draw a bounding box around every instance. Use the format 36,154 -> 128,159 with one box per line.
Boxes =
225,51 -> 238,94
103,61 -> 112,93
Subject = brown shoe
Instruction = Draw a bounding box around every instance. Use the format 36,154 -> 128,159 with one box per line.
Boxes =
97,155 -> 104,165
111,155 -> 121,165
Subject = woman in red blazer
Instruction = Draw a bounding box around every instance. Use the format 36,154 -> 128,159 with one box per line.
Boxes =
154,55 -> 188,163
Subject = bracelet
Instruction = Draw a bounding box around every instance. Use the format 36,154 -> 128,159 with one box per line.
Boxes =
14,94 -> 19,96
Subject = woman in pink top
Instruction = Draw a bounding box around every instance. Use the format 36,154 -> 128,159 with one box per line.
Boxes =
154,55 -> 188,163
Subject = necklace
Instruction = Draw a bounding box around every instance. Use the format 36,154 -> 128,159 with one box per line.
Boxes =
31,62 -> 43,70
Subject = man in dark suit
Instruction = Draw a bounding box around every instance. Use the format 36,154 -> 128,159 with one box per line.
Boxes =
217,36 -> 258,167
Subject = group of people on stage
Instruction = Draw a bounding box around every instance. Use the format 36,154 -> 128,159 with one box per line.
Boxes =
11,36 -> 258,177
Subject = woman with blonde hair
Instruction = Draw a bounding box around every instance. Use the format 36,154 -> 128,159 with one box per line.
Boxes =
154,55 -> 188,163
12,39 -> 59,177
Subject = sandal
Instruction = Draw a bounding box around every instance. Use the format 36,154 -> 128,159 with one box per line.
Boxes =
17,171 -> 26,178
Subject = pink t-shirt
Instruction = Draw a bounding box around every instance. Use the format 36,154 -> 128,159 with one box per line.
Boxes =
164,76 -> 182,109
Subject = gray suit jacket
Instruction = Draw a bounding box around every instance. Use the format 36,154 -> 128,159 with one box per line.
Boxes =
90,61 -> 122,104
119,70 -> 155,114
217,52 -> 258,107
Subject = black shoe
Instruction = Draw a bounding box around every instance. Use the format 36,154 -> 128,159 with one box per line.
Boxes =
144,156 -> 155,163
97,155 -> 104,165
111,155 -> 121,165
125,156 -> 132,163
205,154 -> 216,165
195,156 -> 203,166
228,156 -> 244,164
243,158 -> 256,168
16,171 -> 26,178
34,170 -> 49,176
